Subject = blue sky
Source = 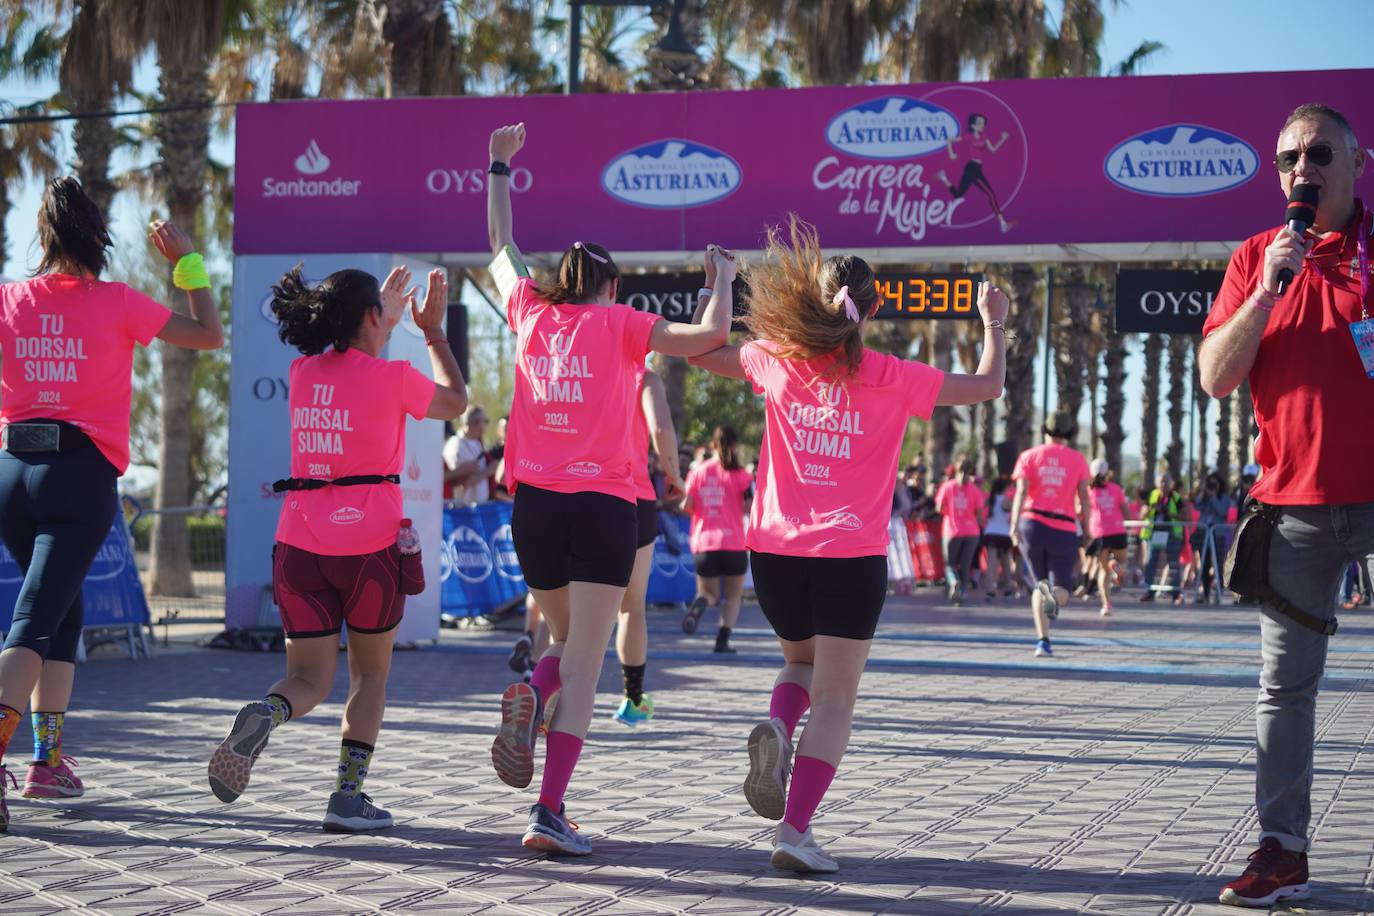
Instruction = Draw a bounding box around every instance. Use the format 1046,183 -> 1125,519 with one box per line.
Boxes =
3,0 -> 1372,480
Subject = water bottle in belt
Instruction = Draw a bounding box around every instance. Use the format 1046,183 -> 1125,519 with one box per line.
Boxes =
397,518 -> 425,594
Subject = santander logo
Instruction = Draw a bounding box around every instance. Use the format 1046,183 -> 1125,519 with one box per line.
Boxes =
330,506 -> 365,525
295,139 -> 331,175
566,461 -> 602,478
1104,124 -> 1259,198
825,511 -> 864,531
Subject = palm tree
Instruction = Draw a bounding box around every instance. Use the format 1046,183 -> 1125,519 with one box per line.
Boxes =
1100,329 -> 1128,476
1050,263 -> 1093,437
1140,333 -> 1162,486
1214,377 -> 1232,481
1164,335 -> 1189,477
1192,339 -> 1210,479
379,0 -> 459,97
1229,381 -> 1254,472
59,0 -> 136,219
1000,264 -> 1042,456
0,7 -> 61,269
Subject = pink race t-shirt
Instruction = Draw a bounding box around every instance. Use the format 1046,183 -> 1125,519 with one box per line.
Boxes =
504,279 -> 659,504
1089,481 -> 1127,537
275,348 -> 435,556
0,276 -> 170,474
741,342 -> 944,558
1012,443 -> 1091,533
631,366 -> 655,501
935,480 -> 985,540
686,457 -> 752,552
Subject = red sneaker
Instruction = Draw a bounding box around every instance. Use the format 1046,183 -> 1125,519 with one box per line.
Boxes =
1219,837 -> 1310,907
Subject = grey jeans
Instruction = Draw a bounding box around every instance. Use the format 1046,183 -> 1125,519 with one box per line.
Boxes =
1256,501 -> 1374,852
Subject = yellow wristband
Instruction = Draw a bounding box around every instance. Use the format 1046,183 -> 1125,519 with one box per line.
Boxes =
173,252 -> 210,291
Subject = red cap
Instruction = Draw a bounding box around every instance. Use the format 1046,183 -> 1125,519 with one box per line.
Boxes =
400,518 -> 413,527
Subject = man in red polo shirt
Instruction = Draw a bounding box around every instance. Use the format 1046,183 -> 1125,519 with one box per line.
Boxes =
1200,103 -> 1372,908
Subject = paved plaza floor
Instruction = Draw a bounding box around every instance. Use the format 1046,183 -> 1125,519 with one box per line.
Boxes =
2,590 -> 1372,915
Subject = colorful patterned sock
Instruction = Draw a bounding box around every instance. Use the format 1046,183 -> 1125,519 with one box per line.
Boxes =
31,711 -> 64,766
782,755 -> 837,834
621,663 -> 646,706
0,703 -> 21,762
335,739 -> 374,798
537,730 -> 583,812
769,682 -> 810,741
263,694 -> 293,728
529,656 -> 562,700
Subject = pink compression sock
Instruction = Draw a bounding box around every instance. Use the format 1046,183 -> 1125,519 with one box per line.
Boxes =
782,755 -> 837,834
537,730 -> 584,811
529,656 -> 562,699
769,682 -> 810,740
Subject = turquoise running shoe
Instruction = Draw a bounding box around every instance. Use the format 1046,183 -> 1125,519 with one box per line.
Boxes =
613,694 -> 655,726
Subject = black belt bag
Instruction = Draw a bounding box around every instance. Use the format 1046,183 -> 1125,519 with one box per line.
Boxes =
1025,507 -> 1076,524
272,474 -> 400,493
1223,499 -> 1337,636
2,420 -> 94,453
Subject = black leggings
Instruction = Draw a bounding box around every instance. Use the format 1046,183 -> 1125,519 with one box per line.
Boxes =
0,448 -> 118,663
949,160 -> 1007,220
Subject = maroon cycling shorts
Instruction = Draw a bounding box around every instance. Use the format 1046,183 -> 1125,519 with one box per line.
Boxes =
272,542 -> 405,638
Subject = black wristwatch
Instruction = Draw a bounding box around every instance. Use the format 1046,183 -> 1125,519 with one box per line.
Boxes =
488,160 -> 512,176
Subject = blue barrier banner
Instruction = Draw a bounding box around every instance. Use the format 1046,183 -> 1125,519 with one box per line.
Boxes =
0,518 -> 151,632
439,504 -> 698,617
441,501 -> 526,618
646,514 -> 696,606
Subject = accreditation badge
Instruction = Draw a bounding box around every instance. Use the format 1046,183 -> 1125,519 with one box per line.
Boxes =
1352,317 -> 1374,379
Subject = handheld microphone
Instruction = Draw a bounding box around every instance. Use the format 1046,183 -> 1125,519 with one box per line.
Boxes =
1277,184 -> 1319,294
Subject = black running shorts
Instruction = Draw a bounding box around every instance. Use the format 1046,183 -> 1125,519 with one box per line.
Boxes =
636,498 -> 658,549
750,551 -> 888,641
694,549 -> 749,578
512,484 -> 638,590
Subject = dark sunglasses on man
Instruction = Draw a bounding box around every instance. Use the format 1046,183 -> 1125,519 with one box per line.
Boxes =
1273,142 -> 1339,173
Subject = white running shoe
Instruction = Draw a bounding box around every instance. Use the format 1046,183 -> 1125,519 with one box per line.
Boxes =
744,718 -> 793,820
771,821 -> 839,873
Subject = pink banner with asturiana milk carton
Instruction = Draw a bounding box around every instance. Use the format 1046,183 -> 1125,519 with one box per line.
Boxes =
233,70 -> 1373,256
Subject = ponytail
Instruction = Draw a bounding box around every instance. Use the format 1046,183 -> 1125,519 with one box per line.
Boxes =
270,265 -> 381,356
36,177 -> 111,277
535,241 -> 621,304
713,425 -> 740,471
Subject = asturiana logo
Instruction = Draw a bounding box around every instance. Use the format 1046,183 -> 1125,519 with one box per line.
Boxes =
825,511 -> 864,531
602,140 -> 741,209
1105,124 -> 1259,198
566,461 -> 602,478
448,525 -> 493,584
330,506 -> 365,525
826,96 -> 960,160
262,139 -> 362,199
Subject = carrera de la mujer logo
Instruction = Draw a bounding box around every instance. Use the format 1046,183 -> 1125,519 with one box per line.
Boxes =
1104,124 -> 1259,197
602,139 -> 742,209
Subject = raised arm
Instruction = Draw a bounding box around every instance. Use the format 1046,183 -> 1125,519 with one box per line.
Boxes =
642,370 -> 684,501
487,123 -> 526,258
148,221 -> 225,350
935,281 -> 1008,406
649,245 -> 735,357
401,267 -> 468,420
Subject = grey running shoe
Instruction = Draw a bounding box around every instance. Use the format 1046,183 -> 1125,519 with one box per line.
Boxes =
681,595 -> 708,634
1036,580 -> 1059,620
771,821 -> 839,873
208,702 -> 274,803
508,633 -> 533,673
322,791 -> 393,832
522,802 -> 592,856
0,765 -> 14,832
492,682 -> 543,788
744,718 -> 793,820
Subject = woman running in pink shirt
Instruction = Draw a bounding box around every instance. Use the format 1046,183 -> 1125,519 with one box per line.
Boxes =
682,424 -> 754,653
485,123 -> 733,856
689,217 -> 1007,873
0,179 -> 223,830
1085,458 -> 1128,616
208,264 -> 466,831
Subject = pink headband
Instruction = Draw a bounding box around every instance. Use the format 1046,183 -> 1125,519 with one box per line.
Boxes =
833,285 -> 861,322
573,241 -> 608,264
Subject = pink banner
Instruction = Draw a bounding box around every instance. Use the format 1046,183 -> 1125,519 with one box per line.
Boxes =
233,70 -> 1373,256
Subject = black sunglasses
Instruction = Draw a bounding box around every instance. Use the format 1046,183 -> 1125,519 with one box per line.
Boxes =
1274,143 -> 1336,173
